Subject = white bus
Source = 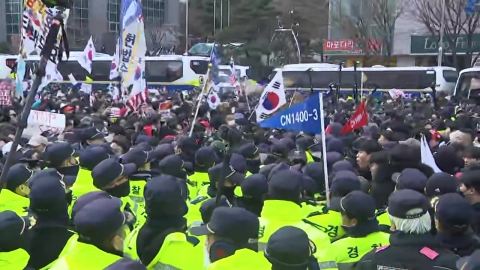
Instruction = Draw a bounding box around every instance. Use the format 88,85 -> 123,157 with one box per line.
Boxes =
22,53 -> 210,91
273,65 -> 458,97
453,67 -> 480,99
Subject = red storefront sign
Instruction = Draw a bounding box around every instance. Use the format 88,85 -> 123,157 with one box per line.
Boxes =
323,39 -> 382,55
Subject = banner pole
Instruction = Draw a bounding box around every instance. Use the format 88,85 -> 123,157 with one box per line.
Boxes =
319,93 -> 330,207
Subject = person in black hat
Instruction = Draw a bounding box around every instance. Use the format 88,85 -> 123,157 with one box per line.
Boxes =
72,146 -> 111,203
190,207 -> 271,268
330,191 -> 390,269
190,147 -> 218,191
26,174 -> 75,269
91,157 -> 137,199
81,126 -> 105,146
174,136 -> 198,165
356,189 -> 459,270
0,210 -> 33,269
425,172 -> 458,198
262,142 -> 289,166
238,143 -> 262,174
158,154 -> 192,200
124,175 -> 202,269
434,193 -> 480,257
392,168 -> 428,194
203,161 -> 245,203
264,226 -> 327,270
0,164 -> 33,215
237,173 -> 268,216
49,195 -> 128,269
43,142 -> 79,178
259,170 -> 331,257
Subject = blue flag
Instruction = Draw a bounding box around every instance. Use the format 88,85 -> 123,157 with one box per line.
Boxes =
259,94 -> 328,134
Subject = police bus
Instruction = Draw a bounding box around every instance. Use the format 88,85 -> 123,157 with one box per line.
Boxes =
20,53 -> 210,91
453,67 -> 480,99
274,65 -> 458,98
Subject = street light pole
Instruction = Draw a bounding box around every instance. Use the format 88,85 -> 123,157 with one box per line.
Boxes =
213,0 -> 216,35
220,0 -> 223,30
437,0 -> 446,67
227,0 -> 230,27
185,0 -> 189,54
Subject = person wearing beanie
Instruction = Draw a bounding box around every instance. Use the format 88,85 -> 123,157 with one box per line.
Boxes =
124,175 -> 203,268
0,211 -> 34,269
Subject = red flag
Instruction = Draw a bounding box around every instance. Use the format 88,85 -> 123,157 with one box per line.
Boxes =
340,101 -> 368,134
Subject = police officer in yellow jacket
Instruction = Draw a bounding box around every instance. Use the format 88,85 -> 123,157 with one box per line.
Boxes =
42,142 -> 81,206
124,174 -> 203,269
236,173 -> 268,216
92,158 -> 139,229
307,171 -> 362,241
72,146 -> 111,204
328,191 -> 390,270
0,164 -> 33,215
258,169 -> 332,263
0,210 -> 33,270
49,192 -> 129,269
158,154 -> 194,200
26,172 -> 76,269
189,147 -> 218,195
190,206 -> 272,269
265,226 -> 336,270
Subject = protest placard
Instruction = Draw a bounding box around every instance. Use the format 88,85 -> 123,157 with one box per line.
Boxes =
23,110 -> 66,138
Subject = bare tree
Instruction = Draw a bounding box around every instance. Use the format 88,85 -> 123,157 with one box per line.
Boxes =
409,0 -> 480,68
331,0 -> 404,66
145,25 -> 180,55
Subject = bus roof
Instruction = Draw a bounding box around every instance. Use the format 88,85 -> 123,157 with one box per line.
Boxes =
276,65 -> 457,72
25,54 -> 210,61
218,65 -> 249,70
459,67 -> 480,74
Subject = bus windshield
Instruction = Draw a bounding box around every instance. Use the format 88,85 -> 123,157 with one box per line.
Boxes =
455,71 -> 480,98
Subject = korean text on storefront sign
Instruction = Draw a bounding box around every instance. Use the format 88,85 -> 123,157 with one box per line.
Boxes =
323,39 -> 382,55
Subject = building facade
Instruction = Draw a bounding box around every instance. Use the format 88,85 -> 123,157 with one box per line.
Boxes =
0,0 -> 181,50
326,0 -> 479,68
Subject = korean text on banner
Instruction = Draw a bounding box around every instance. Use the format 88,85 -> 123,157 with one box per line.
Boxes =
259,94 -> 329,134
0,81 -> 13,106
23,110 -> 66,138
21,0 -> 70,89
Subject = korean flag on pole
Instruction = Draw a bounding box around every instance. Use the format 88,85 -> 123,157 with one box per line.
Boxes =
78,36 -> 95,74
256,71 -> 286,122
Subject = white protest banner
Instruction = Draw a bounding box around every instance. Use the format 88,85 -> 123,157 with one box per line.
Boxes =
23,110 -> 66,138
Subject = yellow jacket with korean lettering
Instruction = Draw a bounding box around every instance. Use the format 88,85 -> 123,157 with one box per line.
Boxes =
307,207 -> 346,242
128,180 -> 147,228
206,249 -> 271,270
258,200 -> 333,264
328,230 -> 390,270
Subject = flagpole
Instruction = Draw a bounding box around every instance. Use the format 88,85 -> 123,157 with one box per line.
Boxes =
185,0 -> 189,54
319,93 -> 330,207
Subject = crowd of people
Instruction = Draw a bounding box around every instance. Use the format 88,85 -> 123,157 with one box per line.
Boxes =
0,82 -> 479,270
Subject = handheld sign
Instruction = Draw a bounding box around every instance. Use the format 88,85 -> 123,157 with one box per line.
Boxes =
259,94 -> 328,134
23,110 -> 66,138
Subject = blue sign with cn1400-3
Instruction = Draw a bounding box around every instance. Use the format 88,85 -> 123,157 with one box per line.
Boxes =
260,94 -> 329,134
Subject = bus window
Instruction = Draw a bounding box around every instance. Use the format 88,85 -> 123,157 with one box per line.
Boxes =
146,60 -> 183,82
361,70 -> 434,90
91,61 -> 111,81
443,70 -> 458,83
5,58 -> 16,70
190,60 -> 209,74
